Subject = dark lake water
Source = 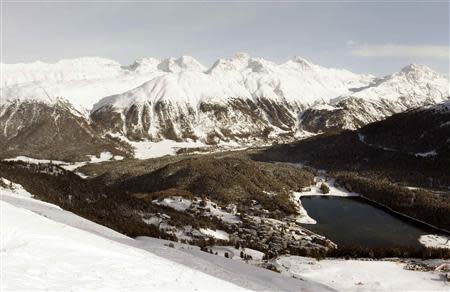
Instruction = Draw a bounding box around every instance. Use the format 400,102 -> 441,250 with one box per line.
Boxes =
300,196 -> 442,248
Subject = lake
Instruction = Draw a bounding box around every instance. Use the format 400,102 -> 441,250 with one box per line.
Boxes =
300,196 -> 444,248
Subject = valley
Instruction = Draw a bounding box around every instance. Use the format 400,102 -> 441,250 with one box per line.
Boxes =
4,1 -> 450,290
2,144 -> 450,290
1,55 -> 449,291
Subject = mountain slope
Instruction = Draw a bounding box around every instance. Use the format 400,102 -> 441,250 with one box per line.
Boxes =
0,98 -> 131,161
91,55 -> 448,144
90,53 -> 372,143
359,100 -> 450,159
1,57 -> 162,110
255,100 -> 450,188
252,100 -> 450,231
2,54 -> 448,158
300,64 -> 449,132
1,177 -> 332,291
1,201 -> 250,291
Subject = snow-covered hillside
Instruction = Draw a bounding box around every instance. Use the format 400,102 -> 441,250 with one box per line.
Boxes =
0,178 -> 332,291
300,64 -> 449,132
92,53 -> 373,111
275,256 -> 449,291
2,53 -> 373,111
1,54 -> 448,160
1,201 -> 251,291
2,177 -> 449,291
90,55 -> 447,142
1,57 -> 162,110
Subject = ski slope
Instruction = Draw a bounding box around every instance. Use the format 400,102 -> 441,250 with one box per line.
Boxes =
1,200 -> 252,291
0,180 -> 331,291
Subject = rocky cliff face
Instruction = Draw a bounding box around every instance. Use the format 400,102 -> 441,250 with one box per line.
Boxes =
91,97 -> 302,144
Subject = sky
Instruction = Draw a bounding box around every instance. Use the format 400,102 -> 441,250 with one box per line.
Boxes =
2,1 -> 449,76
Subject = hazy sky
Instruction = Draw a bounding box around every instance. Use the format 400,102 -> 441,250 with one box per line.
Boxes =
3,1 -> 449,75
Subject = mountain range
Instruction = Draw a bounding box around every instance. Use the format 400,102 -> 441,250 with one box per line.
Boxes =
1,53 -> 448,160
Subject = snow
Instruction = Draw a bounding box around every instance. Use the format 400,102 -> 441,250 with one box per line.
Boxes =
203,200 -> 242,224
150,196 -> 241,225
153,196 -> 193,212
2,53 -> 377,113
1,57 -> 164,110
415,150 -> 438,157
93,53 -> 374,114
131,139 -> 206,159
3,152 -> 118,177
357,131 -> 401,152
347,64 -> 449,105
1,178 -> 39,201
106,132 -> 207,159
208,246 -> 264,261
1,201 -> 251,291
3,54 -> 447,146
157,56 -> 207,73
2,178 -> 448,291
87,151 -> 114,163
291,176 -> 358,224
310,103 -> 338,111
0,179 -> 331,291
275,256 -> 449,291
419,234 -> 450,249
199,228 -> 230,241
4,156 -> 68,165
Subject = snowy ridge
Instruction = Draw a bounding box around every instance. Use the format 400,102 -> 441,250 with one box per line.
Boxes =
340,64 -> 449,105
2,54 -> 449,151
3,55 -> 447,113
2,53 -> 375,111
93,53 -> 373,112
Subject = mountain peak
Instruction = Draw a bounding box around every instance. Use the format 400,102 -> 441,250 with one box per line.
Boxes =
290,56 -> 313,67
401,63 -> 433,73
124,57 -> 160,73
157,56 -> 206,73
206,53 -> 252,74
234,52 -> 251,60
282,56 -> 315,71
396,63 -> 442,82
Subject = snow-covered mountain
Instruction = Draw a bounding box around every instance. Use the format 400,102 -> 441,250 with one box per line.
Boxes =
1,57 -> 163,110
1,54 -> 448,160
90,53 -> 375,143
301,64 -> 449,132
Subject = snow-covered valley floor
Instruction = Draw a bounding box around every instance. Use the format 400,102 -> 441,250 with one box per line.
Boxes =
1,179 -> 449,291
275,256 -> 449,291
